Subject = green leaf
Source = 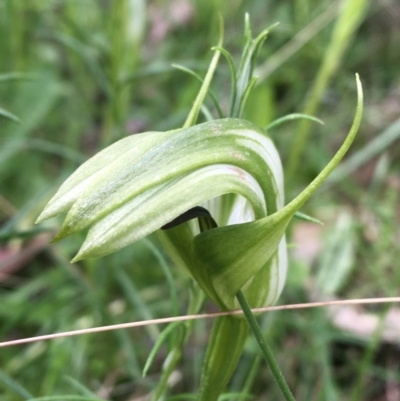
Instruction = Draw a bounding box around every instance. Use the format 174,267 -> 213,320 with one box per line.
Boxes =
142,321 -> 182,377
172,63 -> 224,118
0,227 -> 53,242
294,211 -> 324,225
0,368 -> 33,400
231,14 -> 278,118
183,15 -> 223,128
265,113 -> 323,131
0,106 -> 20,122
197,316 -> 249,401
0,72 -> 36,83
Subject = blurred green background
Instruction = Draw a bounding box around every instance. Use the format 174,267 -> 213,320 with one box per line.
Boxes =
1,0 -> 399,400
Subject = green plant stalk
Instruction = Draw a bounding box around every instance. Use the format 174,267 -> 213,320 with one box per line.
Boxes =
103,0 -> 141,145
103,0 -> 125,144
143,322 -> 182,378
7,0 -> 25,70
197,316 -> 249,401
238,354 -> 262,401
256,1 -> 340,81
183,16 -> 223,128
151,345 -> 182,401
0,107 -> 20,122
149,285 -> 205,401
350,307 -> 389,401
236,290 -> 296,401
286,0 -> 368,179
195,189 -> 249,400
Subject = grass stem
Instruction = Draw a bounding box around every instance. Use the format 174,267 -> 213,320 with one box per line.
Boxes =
236,290 -> 296,401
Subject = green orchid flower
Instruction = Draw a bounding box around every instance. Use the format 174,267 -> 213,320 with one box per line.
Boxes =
36,77 -> 362,401
36,76 -> 362,312
36,116 -> 288,311
36,16 -> 363,401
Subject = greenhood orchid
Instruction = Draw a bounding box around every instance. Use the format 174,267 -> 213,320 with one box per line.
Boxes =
36,76 -> 363,310
36,16 -> 363,401
36,117 -> 288,310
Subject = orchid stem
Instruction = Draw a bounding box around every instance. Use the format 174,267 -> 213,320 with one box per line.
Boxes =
236,290 -> 296,401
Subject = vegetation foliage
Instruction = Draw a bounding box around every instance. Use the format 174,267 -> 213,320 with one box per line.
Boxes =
1,1 -> 400,400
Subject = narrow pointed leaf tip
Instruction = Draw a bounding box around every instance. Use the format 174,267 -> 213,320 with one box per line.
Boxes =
37,118 -> 284,263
